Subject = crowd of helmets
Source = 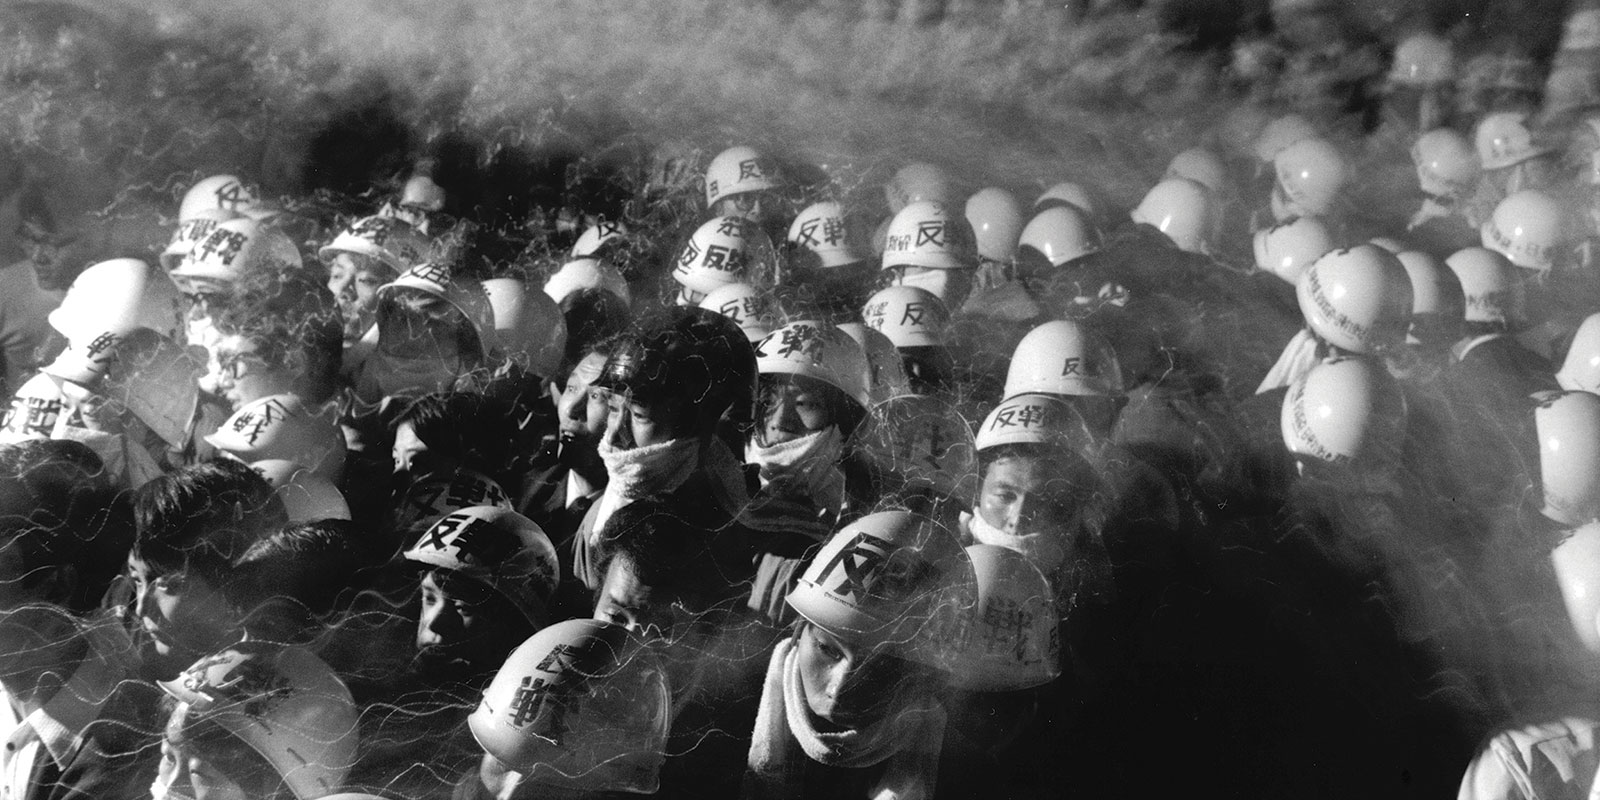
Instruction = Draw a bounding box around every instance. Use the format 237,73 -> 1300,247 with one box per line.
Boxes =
26,6 -> 1600,800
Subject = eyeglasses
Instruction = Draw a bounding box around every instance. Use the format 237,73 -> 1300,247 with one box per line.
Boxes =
215,350 -> 271,381
183,292 -> 230,315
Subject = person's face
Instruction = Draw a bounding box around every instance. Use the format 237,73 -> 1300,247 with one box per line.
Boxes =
553,352 -> 611,448
758,377 -> 835,445
391,420 -> 433,483
155,737 -> 250,800
605,392 -> 685,450
209,334 -> 295,411
326,253 -> 389,340
795,624 -> 909,728
712,192 -> 769,223
592,557 -> 698,644
180,278 -> 233,324
127,556 -> 236,679
414,570 -> 529,680
977,455 -> 1079,538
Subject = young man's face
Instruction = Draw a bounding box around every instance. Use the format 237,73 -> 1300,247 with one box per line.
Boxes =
552,352 -> 611,451
757,377 -> 835,446
605,392 -> 687,450
154,736 -> 252,800
794,624 -> 912,729
126,555 -> 237,679
977,454 -> 1080,539
414,569 -> 530,682
326,253 -> 390,341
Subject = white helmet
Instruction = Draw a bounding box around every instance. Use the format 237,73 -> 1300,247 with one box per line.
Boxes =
975,392 -> 1088,452
0,373 -> 67,443
159,643 -> 357,800
170,218 -> 303,285
1253,215 -> 1336,285
1280,356 -> 1406,467
1563,7 -> 1600,51
1411,128 -> 1481,199
378,262 -> 499,360
1395,250 -> 1465,345
1004,320 -> 1124,398
250,459 -> 351,523
204,394 -> 345,480
753,321 -> 870,409
1551,521 -> 1600,654
1445,247 -> 1523,327
788,511 -> 977,669
881,200 -> 978,271
1164,147 -> 1229,195
786,201 -> 868,269
543,257 -> 630,306
484,276 -> 568,379
317,216 -> 429,275
571,219 -> 628,259
1017,205 -> 1101,266
1475,111 -> 1552,170
861,286 -> 949,348
1481,189 -> 1567,271
1537,390 -> 1600,527
469,620 -> 669,794
1295,244 -> 1414,354
178,174 -> 266,221
704,145 -> 782,207
1130,178 -> 1212,253
699,282 -> 774,343
949,545 -> 1061,692
1253,113 -> 1318,163
1558,313 -> 1600,393
1388,32 -> 1455,88
836,322 -> 912,405
1033,181 -> 1098,219
1272,138 -> 1348,220
965,187 -> 1026,264
161,208 -> 238,271
671,215 -> 775,295
886,162 -> 957,214
394,468 -> 512,535
48,258 -> 182,346
404,505 -> 559,626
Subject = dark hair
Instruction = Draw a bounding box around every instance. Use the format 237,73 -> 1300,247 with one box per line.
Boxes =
561,287 -> 632,366
162,696 -> 291,800
132,459 -> 288,586
390,392 -> 518,482
597,500 -> 738,604
232,520 -> 362,629
213,269 -> 343,404
0,440 -> 133,612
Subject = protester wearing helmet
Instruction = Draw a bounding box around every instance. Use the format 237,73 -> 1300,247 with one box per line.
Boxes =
351,261 -> 496,409
169,217 -> 303,359
1004,319 -> 1126,436
1258,244 -> 1413,394
886,162 -> 957,215
154,642 -> 358,800
785,201 -> 873,307
671,215 -> 777,306
745,511 -> 976,800
965,187 -> 1026,276
1130,177 -> 1215,254
1382,32 -> 1456,132
861,286 -> 955,396
1475,112 -> 1557,202
467,620 -> 670,796
744,321 -> 872,619
880,200 -> 980,311
1270,138 -> 1349,223
401,504 -> 558,689
1406,127 -> 1483,257
319,215 -> 430,348
705,145 -> 787,229
208,269 -> 342,411
206,393 -> 346,482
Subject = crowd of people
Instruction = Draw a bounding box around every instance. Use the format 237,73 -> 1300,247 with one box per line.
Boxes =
12,3 -> 1600,798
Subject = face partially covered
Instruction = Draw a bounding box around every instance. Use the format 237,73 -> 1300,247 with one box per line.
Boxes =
756,375 -> 837,446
